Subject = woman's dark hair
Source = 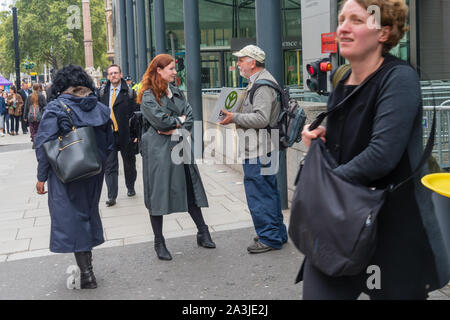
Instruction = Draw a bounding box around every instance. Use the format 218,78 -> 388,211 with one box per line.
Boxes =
49,64 -> 96,100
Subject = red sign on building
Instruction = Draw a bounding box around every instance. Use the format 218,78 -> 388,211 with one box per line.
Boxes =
321,32 -> 338,54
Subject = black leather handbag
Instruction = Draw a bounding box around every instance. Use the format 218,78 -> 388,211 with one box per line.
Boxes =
43,101 -> 102,184
289,71 -> 436,277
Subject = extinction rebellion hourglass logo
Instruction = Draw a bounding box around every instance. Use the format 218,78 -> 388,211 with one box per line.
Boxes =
225,91 -> 238,110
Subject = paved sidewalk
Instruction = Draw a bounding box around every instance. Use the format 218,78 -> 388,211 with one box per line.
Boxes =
0,132 -> 288,263
1,133 -> 448,300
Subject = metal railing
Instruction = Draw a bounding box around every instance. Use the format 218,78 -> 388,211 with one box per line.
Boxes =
423,101 -> 450,170
202,87 -> 450,169
201,87 -> 328,102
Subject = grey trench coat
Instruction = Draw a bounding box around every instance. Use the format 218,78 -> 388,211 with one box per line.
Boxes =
140,84 -> 208,215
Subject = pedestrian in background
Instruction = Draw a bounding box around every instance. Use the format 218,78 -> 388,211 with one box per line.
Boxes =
45,83 -> 53,102
300,0 -> 450,300
0,89 -> 6,137
18,82 -> 30,134
98,64 -> 138,207
138,54 -> 215,261
2,91 -> 10,135
220,45 -> 288,254
24,83 -> 47,146
6,87 -> 24,136
34,64 -> 113,289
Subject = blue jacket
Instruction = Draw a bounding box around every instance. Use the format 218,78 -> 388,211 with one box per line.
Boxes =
34,90 -> 114,253
0,97 -> 6,115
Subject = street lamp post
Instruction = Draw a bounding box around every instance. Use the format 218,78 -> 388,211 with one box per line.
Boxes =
67,33 -> 72,64
12,6 -> 20,90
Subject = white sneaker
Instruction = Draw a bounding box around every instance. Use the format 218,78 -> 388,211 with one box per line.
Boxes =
0,133 -> 5,137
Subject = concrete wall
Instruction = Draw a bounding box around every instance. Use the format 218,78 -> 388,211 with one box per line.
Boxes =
202,94 -> 327,207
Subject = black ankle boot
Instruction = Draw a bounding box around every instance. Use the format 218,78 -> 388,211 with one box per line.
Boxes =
154,237 -> 172,261
197,226 -> 216,248
74,251 -> 97,289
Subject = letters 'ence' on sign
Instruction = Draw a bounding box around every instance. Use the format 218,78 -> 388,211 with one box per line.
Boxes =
321,32 -> 338,54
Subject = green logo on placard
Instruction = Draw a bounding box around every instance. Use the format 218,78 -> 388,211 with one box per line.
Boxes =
225,91 -> 238,110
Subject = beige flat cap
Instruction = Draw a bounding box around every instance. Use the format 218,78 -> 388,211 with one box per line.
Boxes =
232,45 -> 266,63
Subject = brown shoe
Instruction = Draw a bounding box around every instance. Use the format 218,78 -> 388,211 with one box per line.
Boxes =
247,240 -> 277,254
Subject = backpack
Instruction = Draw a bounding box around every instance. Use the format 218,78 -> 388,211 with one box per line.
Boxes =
129,110 -> 145,154
331,64 -> 351,88
28,104 -> 43,123
248,79 -> 307,149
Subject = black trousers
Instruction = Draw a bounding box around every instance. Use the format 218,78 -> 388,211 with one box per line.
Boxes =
302,258 -> 428,300
10,115 -> 20,133
149,165 -> 207,239
20,114 -> 28,133
104,136 -> 137,200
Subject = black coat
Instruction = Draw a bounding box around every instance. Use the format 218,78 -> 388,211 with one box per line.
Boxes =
34,92 -> 113,253
98,79 -> 137,149
298,54 -> 450,298
18,88 -> 31,108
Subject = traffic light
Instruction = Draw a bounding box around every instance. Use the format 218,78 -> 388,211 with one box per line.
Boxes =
306,58 -> 332,96
176,57 -> 185,72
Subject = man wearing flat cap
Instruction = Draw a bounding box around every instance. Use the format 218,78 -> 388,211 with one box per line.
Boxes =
220,44 -> 288,254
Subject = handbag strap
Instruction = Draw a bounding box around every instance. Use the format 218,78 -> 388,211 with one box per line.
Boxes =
390,106 -> 436,192
57,100 -> 76,129
309,61 -> 397,131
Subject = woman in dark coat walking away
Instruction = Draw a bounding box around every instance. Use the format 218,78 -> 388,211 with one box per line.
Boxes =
300,0 -> 450,299
137,54 -> 215,261
34,65 -> 113,289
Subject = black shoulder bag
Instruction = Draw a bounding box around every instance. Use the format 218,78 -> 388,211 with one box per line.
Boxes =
43,100 -> 102,184
288,65 -> 436,277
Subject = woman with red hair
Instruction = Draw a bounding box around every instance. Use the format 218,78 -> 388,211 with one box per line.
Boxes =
138,54 -> 215,261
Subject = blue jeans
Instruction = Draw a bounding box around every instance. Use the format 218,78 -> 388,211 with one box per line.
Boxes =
243,156 -> 288,249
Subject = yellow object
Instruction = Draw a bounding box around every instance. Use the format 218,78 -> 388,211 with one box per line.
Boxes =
421,173 -> 450,198
110,88 -> 119,132
132,82 -> 142,95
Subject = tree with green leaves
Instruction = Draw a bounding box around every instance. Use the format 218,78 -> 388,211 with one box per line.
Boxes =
0,0 -> 108,78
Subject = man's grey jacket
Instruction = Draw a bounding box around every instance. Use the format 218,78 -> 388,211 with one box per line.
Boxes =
232,69 -> 280,159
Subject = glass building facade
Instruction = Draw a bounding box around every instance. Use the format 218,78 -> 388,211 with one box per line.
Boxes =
114,0 -> 449,89
144,0 -> 302,90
